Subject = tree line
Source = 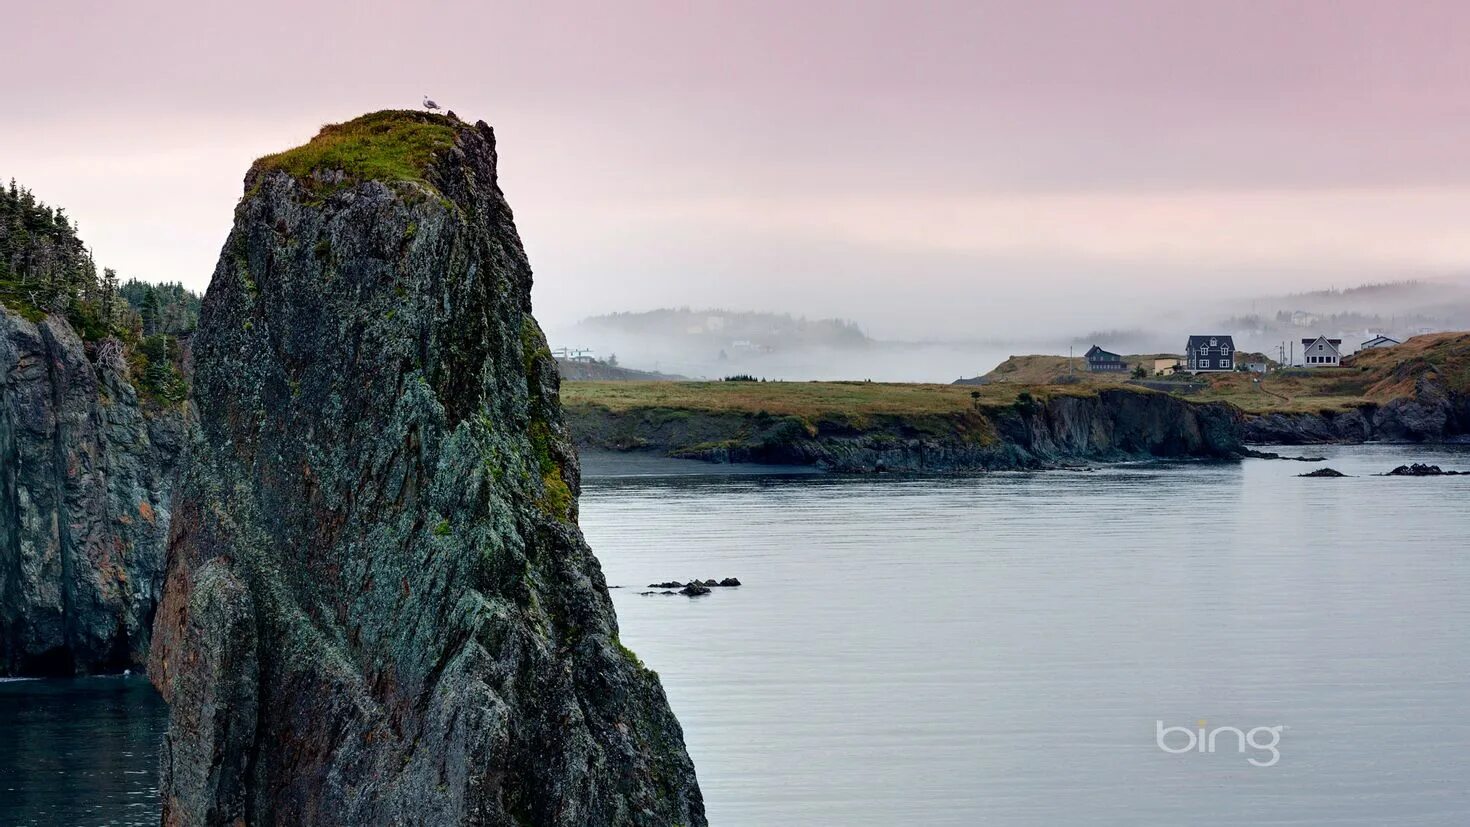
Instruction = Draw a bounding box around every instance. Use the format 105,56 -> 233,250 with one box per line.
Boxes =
1,178 -> 201,403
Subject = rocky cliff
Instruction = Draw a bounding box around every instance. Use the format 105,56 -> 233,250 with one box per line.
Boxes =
1,309 -> 184,674
1243,374 -> 1470,444
148,111 -> 704,825
568,386 -> 1244,472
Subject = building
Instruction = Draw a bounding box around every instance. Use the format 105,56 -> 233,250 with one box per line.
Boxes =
1360,334 -> 1401,350
552,347 -> 598,363
1084,345 -> 1127,372
1184,335 -> 1235,373
1301,336 -> 1342,367
1153,358 -> 1182,375
1245,362 -> 1268,374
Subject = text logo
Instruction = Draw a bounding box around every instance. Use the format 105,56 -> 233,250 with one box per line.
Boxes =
1156,719 -> 1283,767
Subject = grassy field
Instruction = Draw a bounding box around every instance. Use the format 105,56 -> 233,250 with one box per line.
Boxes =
560,333 -> 1470,418
1188,332 -> 1470,413
559,378 -> 1105,418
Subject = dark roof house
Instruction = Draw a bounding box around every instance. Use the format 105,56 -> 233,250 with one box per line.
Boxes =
1084,345 -> 1126,372
1184,335 -> 1235,373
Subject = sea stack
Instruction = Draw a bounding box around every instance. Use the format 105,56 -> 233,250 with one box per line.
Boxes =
149,112 -> 704,825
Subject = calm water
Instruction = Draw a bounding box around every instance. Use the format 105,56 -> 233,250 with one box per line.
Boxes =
0,677 -> 165,826
3,445 -> 1468,825
583,444 -> 1470,826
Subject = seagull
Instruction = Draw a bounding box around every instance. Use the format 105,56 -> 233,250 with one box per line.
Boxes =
423,95 -> 441,113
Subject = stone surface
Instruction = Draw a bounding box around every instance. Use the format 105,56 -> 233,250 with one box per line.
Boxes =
149,112 -> 704,826
0,309 -> 183,675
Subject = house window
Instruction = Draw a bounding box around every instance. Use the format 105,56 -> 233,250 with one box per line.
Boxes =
1220,359 -> 1231,368
1318,343 -> 1324,351
1210,338 -> 1218,347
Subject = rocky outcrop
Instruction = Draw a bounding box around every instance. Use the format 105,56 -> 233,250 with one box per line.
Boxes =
1243,375 -> 1470,444
568,387 -> 1244,472
0,309 -> 184,675
1382,463 -> 1468,476
148,112 -> 703,826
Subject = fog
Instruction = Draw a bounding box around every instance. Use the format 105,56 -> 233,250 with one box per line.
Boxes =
545,276 -> 1470,384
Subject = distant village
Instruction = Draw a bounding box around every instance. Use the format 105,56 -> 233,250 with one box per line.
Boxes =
1083,332 -> 1403,376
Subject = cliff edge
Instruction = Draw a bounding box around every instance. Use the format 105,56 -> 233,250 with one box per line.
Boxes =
1,309 -> 184,674
149,111 -> 704,825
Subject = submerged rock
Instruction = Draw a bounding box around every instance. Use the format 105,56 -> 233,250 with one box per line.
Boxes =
1299,467 -> 1348,477
678,584 -> 712,597
148,111 -> 703,825
1,310 -> 184,675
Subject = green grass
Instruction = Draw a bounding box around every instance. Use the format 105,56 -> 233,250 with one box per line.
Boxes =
251,110 -> 458,190
559,379 -> 1107,418
0,279 -> 46,322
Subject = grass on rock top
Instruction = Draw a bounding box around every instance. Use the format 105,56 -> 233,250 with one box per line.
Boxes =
252,111 -> 458,189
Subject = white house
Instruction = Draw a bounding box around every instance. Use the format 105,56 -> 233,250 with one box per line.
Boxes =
1360,334 -> 1401,350
552,347 -> 598,363
1301,336 -> 1342,367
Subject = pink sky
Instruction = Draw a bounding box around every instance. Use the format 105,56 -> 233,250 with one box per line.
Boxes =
8,0 -> 1470,337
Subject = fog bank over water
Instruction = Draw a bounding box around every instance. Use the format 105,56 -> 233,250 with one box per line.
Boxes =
547,277 -> 1470,383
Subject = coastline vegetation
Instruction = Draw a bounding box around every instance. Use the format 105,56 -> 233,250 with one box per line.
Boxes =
2,179 -> 198,405
559,378 -> 1107,418
560,333 -> 1470,419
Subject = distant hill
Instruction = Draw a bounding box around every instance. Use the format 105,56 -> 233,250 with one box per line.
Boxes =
956,352 -> 1181,385
1219,279 -> 1470,350
576,308 -> 872,351
555,358 -> 685,382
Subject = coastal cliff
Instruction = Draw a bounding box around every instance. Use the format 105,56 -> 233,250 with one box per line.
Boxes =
1244,374 -> 1470,444
0,309 -> 184,674
565,383 -> 1244,471
1242,334 -> 1470,444
148,112 -> 704,825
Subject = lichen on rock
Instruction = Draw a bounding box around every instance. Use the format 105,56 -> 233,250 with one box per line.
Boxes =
149,111 -> 705,825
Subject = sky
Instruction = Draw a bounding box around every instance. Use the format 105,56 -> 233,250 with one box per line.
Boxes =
8,0 -> 1470,340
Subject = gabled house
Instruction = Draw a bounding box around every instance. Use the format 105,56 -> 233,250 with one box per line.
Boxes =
1184,335 -> 1235,373
1301,336 -> 1342,367
1360,334 -> 1400,350
1084,345 -> 1126,372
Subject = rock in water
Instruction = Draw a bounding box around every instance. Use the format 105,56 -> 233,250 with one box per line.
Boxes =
148,112 -> 705,825
1,310 -> 184,675
1299,467 -> 1348,477
1383,463 -> 1466,476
